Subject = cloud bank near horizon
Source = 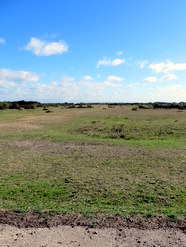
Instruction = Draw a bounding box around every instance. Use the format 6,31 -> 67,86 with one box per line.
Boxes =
0,67 -> 185,103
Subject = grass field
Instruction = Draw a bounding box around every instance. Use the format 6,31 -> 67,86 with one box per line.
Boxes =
0,105 -> 185,223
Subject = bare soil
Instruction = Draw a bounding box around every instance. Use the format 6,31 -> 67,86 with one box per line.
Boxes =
0,211 -> 185,246
0,223 -> 186,247
0,211 -> 186,229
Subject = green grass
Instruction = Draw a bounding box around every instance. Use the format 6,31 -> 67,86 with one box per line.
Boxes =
0,107 -> 185,148
0,106 -> 185,221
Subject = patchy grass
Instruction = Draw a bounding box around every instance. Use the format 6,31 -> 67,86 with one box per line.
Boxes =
0,106 -> 185,147
76,110 -> 186,147
0,106 -> 185,221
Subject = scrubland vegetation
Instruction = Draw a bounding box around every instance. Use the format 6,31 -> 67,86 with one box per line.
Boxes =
0,103 -> 185,224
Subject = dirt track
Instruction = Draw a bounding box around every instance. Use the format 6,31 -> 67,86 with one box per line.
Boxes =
0,224 -> 186,247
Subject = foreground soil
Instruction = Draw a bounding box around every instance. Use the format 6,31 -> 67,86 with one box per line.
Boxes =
0,224 -> 186,247
0,212 -> 185,246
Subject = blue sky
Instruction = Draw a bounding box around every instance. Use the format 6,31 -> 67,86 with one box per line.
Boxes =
0,0 -> 186,103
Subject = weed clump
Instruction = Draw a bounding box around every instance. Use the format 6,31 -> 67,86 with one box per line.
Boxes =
132,107 -> 138,111
77,117 -> 179,141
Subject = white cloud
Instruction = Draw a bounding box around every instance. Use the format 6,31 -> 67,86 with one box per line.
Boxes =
157,84 -> 183,92
149,61 -> 186,73
1,68 -> 185,103
0,38 -> 5,45
0,69 -> 40,100
25,37 -> 68,56
82,80 -> 121,90
65,77 -> 122,100
126,83 -> 140,89
82,75 -> 93,81
96,57 -> 125,68
103,81 -> 121,87
143,73 -> 178,84
61,76 -> 75,83
9,80 -> 185,103
154,84 -> 186,102
117,51 -> 123,56
143,76 -> 157,83
138,60 -> 149,69
107,75 -> 124,82
41,76 -> 122,101
0,79 -> 17,88
0,69 -> 39,83
160,73 -> 178,82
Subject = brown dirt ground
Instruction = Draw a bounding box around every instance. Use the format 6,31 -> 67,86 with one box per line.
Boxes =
0,212 -> 185,247
0,224 -> 186,247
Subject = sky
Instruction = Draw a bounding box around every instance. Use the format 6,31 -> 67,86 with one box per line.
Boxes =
0,0 -> 186,103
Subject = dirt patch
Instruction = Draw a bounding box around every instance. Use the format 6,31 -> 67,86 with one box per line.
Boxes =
6,139 -> 185,157
0,211 -> 185,230
0,122 -> 42,131
0,211 -> 186,247
0,211 -> 185,246
0,223 -> 186,247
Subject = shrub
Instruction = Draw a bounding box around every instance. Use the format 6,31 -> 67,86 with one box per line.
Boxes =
132,107 -> 138,111
0,102 -> 10,110
9,102 -> 20,110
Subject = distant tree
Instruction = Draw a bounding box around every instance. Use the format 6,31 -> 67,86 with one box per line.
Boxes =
10,102 -> 20,109
0,102 -> 10,110
178,102 -> 185,109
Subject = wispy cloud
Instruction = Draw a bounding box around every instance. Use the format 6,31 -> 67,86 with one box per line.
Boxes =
0,38 -> 5,45
24,37 -> 68,56
160,73 -> 177,82
138,60 -> 149,69
0,79 -> 17,88
96,57 -> 125,68
126,83 -> 140,89
82,79 -> 121,91
117,51 -> 123,56
149,60 -> 186,73
157,84 -> 183,92
82,75 -> 93,81
107,75 -> 124,82
143,73 -> 177,83
155,84 -> 186,101
103,81 -> 121,88
30,76 -> 121,102
143,76 -> 157,83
